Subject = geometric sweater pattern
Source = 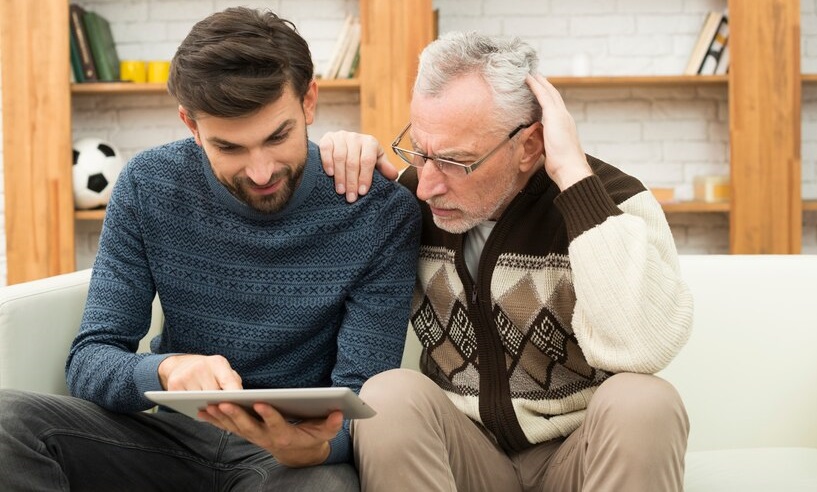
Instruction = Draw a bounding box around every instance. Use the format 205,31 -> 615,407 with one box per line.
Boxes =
400,156 -> 693,453
66,138 -> 421,464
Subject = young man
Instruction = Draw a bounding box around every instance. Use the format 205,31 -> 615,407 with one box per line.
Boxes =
321,32 -> 693,491
0,8 -> 419,490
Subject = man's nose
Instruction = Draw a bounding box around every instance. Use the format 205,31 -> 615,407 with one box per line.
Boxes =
415,160 -> 447,202
245,151 -> 275,185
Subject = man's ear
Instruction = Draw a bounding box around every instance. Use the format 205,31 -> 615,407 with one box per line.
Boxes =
302,80 -> 318,125
519,122 -> 544,173
178,106 -> 201,145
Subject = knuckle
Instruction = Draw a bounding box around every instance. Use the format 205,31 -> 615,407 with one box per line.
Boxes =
271,436 -> 293,449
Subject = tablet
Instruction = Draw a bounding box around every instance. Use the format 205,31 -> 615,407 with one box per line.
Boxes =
144,387 -> 376,420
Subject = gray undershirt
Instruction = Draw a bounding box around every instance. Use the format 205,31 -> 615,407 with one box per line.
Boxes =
464,221 -> 497,282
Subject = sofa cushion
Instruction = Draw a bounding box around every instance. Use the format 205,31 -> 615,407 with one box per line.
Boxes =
685,447 -> 817,491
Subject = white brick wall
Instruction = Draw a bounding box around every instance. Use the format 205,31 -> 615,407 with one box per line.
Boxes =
800,0 -> 817,253
0,0 -> 815,273
435,0 -> 817,254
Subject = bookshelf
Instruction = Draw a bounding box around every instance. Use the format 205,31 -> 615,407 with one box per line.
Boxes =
0,0 -> 808,283
1,0 -> 432,284
802,74 -> 817,219
72,79 -> 362,95
661,201 -> 730,214
549,75 -> 728,88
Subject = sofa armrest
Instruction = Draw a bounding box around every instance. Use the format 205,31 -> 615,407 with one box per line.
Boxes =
0,270 -> 93,395
0,270 -> 165,396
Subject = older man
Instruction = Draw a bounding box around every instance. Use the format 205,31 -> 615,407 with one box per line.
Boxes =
322,31 -> 693,492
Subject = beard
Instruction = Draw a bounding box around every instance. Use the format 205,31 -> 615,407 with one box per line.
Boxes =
427,167 -> 518,234
228,164 -> 304,214
218,136 -> 308,214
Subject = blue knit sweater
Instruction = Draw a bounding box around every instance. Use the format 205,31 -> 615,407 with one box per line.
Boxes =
66,138 -> 421,464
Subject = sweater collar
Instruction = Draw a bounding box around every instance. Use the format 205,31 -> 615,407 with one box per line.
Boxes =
202,140 -> 320,221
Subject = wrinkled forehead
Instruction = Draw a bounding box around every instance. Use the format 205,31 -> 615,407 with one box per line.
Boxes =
408,75 -> 502,152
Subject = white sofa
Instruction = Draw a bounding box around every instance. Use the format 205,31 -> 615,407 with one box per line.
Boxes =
2,255 -> 816,490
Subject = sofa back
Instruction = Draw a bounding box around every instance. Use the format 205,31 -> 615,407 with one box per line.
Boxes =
2,255 -> 816,453
660,255 -> 817,451
400,255 -> 817,452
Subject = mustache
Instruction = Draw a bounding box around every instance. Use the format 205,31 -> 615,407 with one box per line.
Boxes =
426,198 -> 455,209
233,169 -> 290,189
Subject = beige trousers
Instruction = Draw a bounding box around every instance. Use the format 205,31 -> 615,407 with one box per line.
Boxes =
352,369 -> 689,492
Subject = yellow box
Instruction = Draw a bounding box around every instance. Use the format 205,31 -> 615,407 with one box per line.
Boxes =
120,60 -> 147,83
694,175 -> 730,202
650,187 -> 675,203
147,60 -> 171,83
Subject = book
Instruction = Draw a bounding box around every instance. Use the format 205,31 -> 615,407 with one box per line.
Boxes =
346,46 -> 361,79
68,25 -> 84,83
68,3 -> 98,82
699,15 -> 729,75
82,10 -> 121,81
684,11 -> 724,75
714,43 -> 730,75
336,17 -> 361,79
322,14 -> 354,79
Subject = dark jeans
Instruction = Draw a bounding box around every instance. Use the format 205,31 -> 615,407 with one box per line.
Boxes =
0,389 -> 359,491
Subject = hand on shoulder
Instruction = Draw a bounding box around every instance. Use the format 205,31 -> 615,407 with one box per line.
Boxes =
319,131 -> 399,203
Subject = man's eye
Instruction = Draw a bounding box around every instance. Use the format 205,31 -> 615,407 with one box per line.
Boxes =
267,133 -> 288,144
217,145 -> 239,153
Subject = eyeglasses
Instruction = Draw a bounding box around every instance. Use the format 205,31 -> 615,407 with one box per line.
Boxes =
390,122 -> 535,177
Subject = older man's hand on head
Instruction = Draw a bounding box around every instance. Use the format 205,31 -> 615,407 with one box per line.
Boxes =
525,74 -> 593,191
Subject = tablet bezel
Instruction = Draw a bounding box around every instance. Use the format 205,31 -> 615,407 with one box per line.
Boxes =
144,387 -> 376,420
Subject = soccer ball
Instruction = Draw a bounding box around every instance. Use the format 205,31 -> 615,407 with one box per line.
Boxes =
72,138 -> 125,209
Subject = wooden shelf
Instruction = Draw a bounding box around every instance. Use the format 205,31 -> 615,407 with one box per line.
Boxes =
75,200 -> 738,220
71,75 -> 726,94
661,201 -> 730,213
548,75 -> 728,88
74,209 -> 106,220
316,78 -> 361,91
71,78 -> 361,95
803,74 -> 817,83
804,200 -> 817,211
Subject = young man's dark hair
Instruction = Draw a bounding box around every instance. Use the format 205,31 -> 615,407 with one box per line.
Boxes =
168,7 -> 314,118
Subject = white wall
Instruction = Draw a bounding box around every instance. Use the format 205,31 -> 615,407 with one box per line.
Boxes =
0,1 -> 814,275
436,0 -> 817,254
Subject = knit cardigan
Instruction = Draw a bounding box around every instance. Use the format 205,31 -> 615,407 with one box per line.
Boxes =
399,156 -> 693,453
66,138 -> 421,464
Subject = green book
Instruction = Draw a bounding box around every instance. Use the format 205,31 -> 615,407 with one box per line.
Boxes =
69,3 -> 98,81
68,28 -> 85,83
82,10 -> 120,81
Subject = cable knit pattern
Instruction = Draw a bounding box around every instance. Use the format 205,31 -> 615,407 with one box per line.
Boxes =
400,155 -> 692,453
66,138 -> 421,464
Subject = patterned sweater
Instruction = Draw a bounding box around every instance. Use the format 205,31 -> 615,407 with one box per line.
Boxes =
66,138 -> 421,464
400,156 -> 693,453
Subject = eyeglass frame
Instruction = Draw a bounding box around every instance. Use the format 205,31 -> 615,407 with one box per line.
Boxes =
390,121 -> 536,176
